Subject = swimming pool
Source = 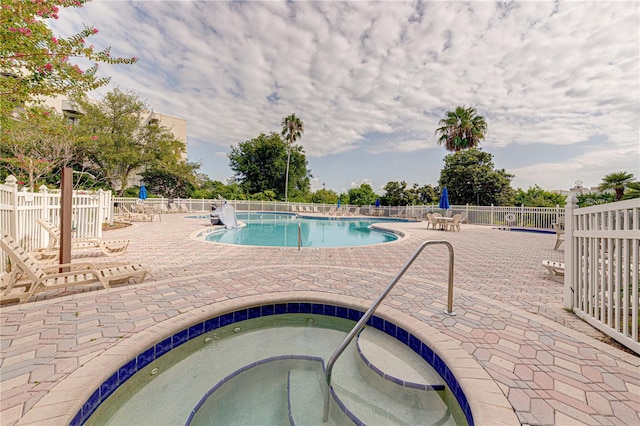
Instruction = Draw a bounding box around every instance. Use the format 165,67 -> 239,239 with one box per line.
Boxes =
205,212 -> 408,247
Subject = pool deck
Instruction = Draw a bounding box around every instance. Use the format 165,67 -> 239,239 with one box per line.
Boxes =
1,214 -> 638,425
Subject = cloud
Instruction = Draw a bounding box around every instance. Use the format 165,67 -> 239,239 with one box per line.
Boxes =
47,0 -> 639,191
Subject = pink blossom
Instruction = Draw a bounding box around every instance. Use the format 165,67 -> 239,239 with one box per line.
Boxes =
9,27 -> 16,32
91,135 -> 98,140
80,38 -> 85,44
73,64 -> 83,74
52,37 -> 58,44
92,28 -> 99,34
44,63 -> 53,71
43,111 -> 50,116
52,14 -> 58,19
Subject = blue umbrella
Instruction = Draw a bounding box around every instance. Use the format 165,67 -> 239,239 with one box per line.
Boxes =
438,187 -> 450,210
139,185 -> 148,200
375,198 -> 381,208
337,199 -> 341,208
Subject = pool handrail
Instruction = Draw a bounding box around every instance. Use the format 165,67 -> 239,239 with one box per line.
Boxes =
322,240 -> 455,422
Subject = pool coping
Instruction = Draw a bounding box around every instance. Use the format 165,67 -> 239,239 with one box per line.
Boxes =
19,291 -> 519,425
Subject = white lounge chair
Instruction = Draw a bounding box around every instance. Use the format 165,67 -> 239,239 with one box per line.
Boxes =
1,230 -> 147,304
119,205 -> 151,222
37,219 -> 130,258
542,260 -> 564,283
553,221 -> 565,250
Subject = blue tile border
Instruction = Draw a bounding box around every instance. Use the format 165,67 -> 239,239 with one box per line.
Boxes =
74,303 -> 473,426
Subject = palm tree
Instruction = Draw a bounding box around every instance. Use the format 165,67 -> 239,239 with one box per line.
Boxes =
435,106 -> 487,152
281,114 -> 304,202
599,171 -> 635,201
622,182 -> 640,200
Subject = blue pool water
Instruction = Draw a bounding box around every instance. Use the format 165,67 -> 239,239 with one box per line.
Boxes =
205,212 -> 407,247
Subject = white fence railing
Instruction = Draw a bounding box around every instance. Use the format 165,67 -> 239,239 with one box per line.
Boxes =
564,196 -> 640,354
0,175 -> 112,271
112,197 -> 564,229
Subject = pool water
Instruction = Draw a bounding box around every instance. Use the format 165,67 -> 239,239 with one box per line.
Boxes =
205,212 -> 403,247
87,314 -> 465,426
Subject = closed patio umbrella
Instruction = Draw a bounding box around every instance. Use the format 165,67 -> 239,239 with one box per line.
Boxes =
138,185 -> 148,201
438,187 -> 450,210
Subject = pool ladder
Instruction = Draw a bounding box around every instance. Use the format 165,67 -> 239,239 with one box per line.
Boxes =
322,240 -> 456,422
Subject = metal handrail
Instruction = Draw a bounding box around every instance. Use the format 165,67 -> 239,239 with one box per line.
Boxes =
297,223 -> 301,250
322,240 -> 455,422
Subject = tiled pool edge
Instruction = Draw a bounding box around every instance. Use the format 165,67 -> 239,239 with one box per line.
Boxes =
18,292 -> 518,426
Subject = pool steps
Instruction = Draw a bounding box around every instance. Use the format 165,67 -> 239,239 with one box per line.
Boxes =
326,331 -> 453,425
186,327 -> 455,425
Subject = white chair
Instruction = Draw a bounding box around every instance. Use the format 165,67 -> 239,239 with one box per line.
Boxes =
446,214 -> 462,232
542,260 -> 564,283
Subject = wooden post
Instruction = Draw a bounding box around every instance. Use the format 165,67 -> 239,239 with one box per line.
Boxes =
59,167 -> 72,270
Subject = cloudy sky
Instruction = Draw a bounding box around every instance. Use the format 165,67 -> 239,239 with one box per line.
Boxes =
50,1 -> 639,194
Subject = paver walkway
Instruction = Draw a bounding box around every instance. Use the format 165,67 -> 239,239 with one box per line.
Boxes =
1,214 -> 638,425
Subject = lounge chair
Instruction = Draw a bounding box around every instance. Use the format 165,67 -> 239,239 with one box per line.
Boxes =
119,205 -> 151,222
542,260 -> 564,283
178,203 -> 192,213
553,220 -> 565,250
37,219 -> 130,257
1,230 -> 147,304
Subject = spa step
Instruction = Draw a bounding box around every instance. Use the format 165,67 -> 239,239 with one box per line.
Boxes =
332,339 -> 454,426
355,327 -> 445,399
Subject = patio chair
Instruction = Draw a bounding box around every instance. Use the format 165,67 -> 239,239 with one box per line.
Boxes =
37,219 -> 130,257
542,260 -> 564,283
446,214 -> 462,232
460,212 -> 469,224
1,230 -> 147,304
425,213 -> 435,229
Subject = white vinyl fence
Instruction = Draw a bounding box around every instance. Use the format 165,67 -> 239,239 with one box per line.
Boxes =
564,196 -> 640,354
0,175 -> 112,271
113,197 -> 564,229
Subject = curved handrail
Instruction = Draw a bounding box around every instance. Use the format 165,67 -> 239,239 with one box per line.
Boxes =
322,240 -> 455,422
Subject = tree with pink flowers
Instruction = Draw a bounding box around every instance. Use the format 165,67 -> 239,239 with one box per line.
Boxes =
0,0 -> 137,128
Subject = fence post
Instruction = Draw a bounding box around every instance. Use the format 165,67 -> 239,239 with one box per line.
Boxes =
96,189 -> 106,238
39,185 -> 49,248
563,193 -> 577,309
490,204 -> 494,225
5,175 -> 18,239
520,204 -> 525,227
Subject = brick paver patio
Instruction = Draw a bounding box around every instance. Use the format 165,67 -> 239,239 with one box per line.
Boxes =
1,214 -> 638,425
